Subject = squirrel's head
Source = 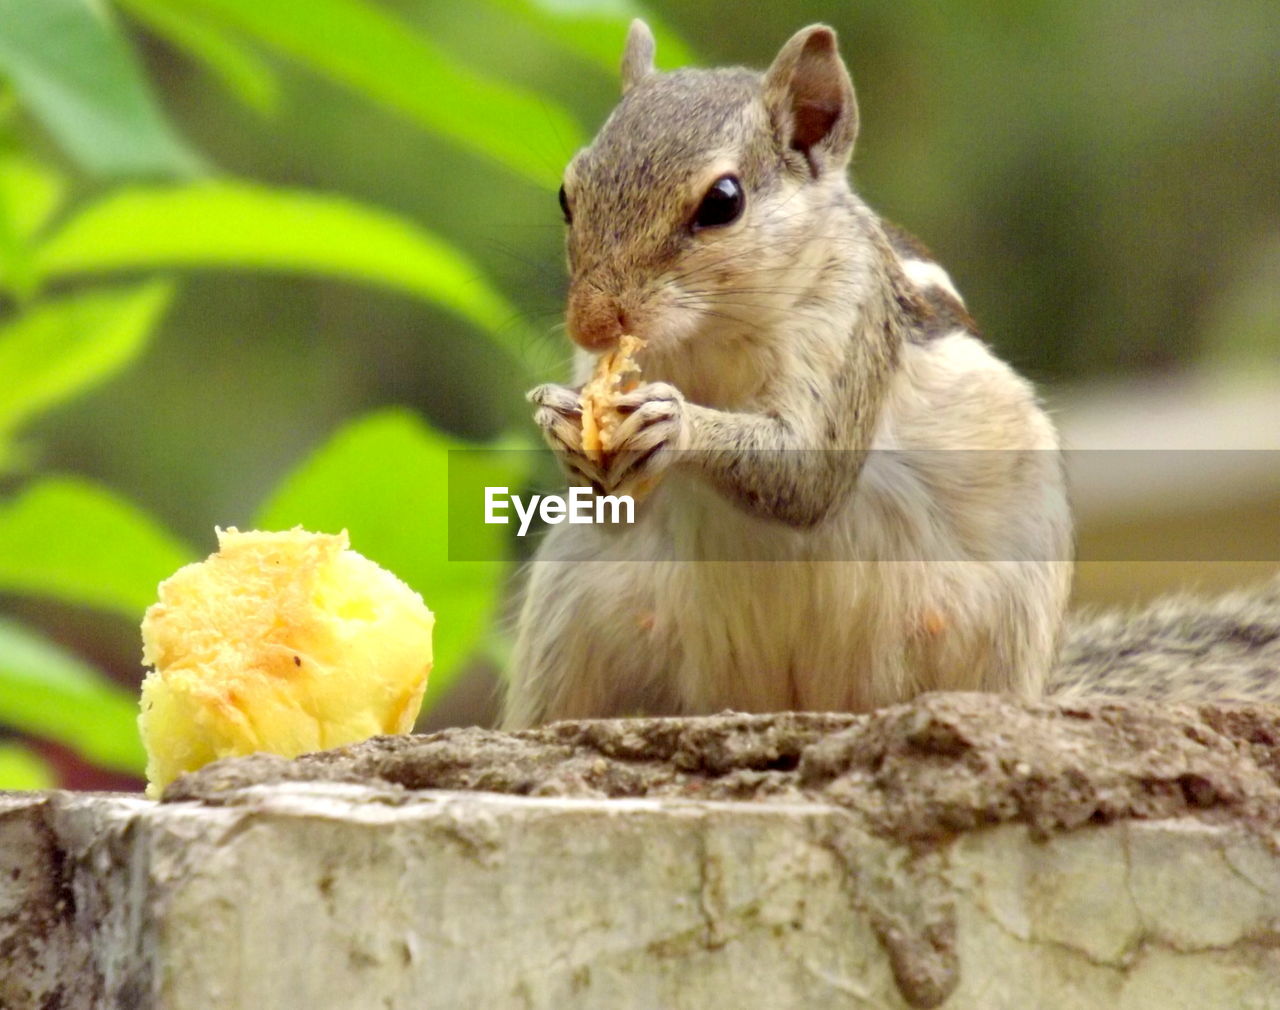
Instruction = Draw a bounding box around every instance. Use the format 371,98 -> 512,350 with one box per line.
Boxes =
561,21 -> 861,352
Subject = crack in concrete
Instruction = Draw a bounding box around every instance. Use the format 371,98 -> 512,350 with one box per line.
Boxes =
697,830 -> 729,949
801,957 -> 877,1003
956,824 -> 1280,979
817,812 -> 960,1009
963,877 -> 1132,975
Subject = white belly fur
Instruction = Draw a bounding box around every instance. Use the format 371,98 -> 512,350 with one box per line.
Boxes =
508,333 -> 1072,725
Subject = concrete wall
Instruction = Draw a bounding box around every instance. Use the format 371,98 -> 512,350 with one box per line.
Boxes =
5,696 -> 1280,1009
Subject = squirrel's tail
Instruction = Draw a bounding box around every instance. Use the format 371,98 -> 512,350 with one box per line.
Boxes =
1049,574 -> 1280,704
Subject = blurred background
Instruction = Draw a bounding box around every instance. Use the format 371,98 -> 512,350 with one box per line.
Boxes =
0,0 -> 1276,791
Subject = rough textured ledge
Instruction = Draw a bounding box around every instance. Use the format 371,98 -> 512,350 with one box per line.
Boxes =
172,693 -> 1280,841
5,695 -> 1280,1009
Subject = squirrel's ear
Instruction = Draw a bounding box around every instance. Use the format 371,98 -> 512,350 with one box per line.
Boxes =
621,19 -> 656,95
763,25 -> 858,175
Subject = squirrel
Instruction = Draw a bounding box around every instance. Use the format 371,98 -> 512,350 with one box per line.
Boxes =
505,21 -> 1280,728
502,21 -> 1074,728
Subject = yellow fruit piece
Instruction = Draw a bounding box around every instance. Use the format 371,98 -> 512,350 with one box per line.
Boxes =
580,333 -> 646,463
138,528 -> 433,797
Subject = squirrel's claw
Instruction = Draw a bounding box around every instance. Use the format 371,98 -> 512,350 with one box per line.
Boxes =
599,381 -> 687,494
528,380 -> 686,497
528,382 -> 606,488
528,383 -> 582,417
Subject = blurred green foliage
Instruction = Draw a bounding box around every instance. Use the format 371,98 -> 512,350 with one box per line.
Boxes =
0,0 -> 202,176
0,0 -> 675,788
36,182 -> 524,344
0,738 -> 56,789
0,0 -> 1275,788
0,617 -> 146,773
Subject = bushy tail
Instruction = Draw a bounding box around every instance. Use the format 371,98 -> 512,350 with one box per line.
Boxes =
1049,574 -> 1280,704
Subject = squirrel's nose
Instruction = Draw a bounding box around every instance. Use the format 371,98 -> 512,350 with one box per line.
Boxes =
567,291 -> 628,350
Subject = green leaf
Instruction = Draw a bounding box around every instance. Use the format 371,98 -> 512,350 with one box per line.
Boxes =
0,152 -> 65,298
0,741 -> 57,791
0,152 -> 65,242
0,282 -> 174,450
256,408 -> 523,711
168,0 -> 582,188
33,181 -> 530,358
117,0 -> 280,114
0,618 -> 145,775
489,0 -> 695,73
0,477 -> 195,619
0,0 -> 201,177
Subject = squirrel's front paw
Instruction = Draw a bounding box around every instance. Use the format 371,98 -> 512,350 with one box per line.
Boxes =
601,381 -> 688,495
527,383 -> 605,488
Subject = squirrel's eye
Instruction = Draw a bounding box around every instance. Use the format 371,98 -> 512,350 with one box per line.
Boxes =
558,184 -> 572,225
692,174 -> 744,230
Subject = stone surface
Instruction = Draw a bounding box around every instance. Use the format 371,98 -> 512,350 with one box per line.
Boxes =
4,695 -> 1280,1009
171,693 -> 1280,841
